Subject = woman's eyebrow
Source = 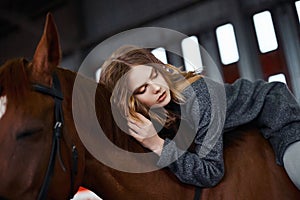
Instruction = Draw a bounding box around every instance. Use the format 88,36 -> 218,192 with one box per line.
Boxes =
133,68 -> 155,94
149,67 -> 156,78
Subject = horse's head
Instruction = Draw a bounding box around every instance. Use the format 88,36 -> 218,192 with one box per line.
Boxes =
0,13 -> 84,199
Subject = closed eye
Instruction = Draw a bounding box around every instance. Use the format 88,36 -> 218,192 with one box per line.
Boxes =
133,68 -> 158,95
134,84 -> 147,95
16,128 -> 43,140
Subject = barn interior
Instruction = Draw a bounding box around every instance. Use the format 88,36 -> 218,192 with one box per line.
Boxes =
0,0 -> 299,101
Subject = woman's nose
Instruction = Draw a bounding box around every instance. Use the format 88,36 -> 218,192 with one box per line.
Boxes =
150,83 -> 161,93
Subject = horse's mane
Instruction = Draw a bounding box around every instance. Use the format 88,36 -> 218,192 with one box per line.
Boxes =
0,58 -> 30,104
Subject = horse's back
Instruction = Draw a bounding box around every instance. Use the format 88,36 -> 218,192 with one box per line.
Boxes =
201,126 -> 300,200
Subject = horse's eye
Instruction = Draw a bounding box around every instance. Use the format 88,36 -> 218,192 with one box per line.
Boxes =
16,128 -> 42,140
16,131 -> 35,140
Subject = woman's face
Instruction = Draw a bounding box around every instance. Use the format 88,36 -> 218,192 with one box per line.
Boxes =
127,65 -> 171,108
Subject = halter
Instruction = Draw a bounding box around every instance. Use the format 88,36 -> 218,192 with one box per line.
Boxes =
32,72 -> 78,200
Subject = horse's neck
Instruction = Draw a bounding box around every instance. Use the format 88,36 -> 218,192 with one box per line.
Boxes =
77,77 -> 195,198
82,152 -> 195,200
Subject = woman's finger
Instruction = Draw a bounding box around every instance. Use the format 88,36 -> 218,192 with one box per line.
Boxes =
128,128 -> 144,142
127,121 -> 141,132
128,117 -> 149,129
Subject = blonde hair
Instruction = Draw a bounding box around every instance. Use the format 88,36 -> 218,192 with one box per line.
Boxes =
100,45 -> 201,126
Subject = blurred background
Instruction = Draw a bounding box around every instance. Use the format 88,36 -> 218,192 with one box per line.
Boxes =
0,0 -> 299,99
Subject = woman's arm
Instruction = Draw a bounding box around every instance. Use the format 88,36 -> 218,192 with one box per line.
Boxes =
225,78 -> 300,165
157,78 -> 226,187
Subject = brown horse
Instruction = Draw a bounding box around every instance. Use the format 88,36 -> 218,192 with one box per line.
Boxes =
0,13 -> 299,200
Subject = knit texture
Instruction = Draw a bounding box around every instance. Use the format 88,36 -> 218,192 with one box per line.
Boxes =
157,77 -> 300,187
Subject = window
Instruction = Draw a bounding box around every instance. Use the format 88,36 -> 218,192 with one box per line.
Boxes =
216,24 -> 240,65
268,73 -> 287,84
253,11 -> 278,53
296,1 -> 300,23
151,47 -> 168,64
95,68 -> 101,82
181,36 -> 203,72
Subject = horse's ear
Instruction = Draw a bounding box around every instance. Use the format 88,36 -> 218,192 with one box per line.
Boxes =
32,13 -> 61,85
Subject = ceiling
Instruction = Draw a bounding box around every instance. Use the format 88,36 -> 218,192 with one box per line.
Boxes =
0,0 -> 297,72
0,0 -> 67,38
0,0 -> 211,65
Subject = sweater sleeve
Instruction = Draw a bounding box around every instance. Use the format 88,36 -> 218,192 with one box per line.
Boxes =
224,78 -> 275,129
225,78 -> 300,164
157,78 -> 226,187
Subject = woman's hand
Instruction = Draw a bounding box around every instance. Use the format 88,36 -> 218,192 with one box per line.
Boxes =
127,113 -> 164,155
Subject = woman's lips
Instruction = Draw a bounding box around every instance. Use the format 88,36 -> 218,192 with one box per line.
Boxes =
158,91 -> 166,102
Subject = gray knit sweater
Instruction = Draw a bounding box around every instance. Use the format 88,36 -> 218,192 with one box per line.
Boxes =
157,77 -> 300,187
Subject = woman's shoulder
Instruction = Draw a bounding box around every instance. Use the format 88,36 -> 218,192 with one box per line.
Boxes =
181,76 -> 205,93
182,76 -> 222,97
181,76 -> 226,112
180,77 -> 210,107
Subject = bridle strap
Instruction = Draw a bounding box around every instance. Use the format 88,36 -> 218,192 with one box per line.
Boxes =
33,73 -> 64,200
194,186 -> 202,200
32,73 -> 77,200
70,145 -> 78,198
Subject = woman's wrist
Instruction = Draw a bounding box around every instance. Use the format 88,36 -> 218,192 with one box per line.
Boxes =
151,137 -> 165,156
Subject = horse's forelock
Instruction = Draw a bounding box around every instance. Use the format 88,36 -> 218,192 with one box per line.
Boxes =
0,58 -> 30,103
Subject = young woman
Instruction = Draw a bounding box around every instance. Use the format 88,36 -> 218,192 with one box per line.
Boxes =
99,45 -> 300,189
